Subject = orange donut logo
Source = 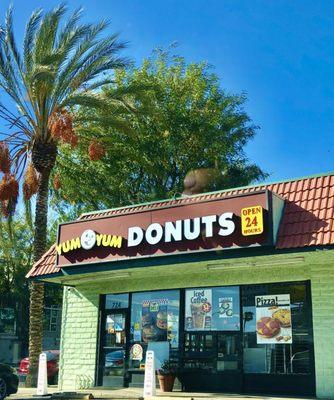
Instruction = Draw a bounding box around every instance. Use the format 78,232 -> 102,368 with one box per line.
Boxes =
202,302 -> 212,313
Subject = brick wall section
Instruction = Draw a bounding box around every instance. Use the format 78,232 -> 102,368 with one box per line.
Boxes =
311,262 -> 334,398
58,287 -> 99,390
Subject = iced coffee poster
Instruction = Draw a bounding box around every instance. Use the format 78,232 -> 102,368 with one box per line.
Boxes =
185,289 -> 213,331
255,294 -> 292,344
141,299 -> 168,342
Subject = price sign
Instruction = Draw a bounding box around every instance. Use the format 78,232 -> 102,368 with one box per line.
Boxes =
143,350 -> 156,398
241,205 -> 264,236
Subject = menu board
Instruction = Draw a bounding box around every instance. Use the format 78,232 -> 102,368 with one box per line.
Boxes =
185,289 -> 213,330
141,299 -> 168,342
255,294 -> 292,344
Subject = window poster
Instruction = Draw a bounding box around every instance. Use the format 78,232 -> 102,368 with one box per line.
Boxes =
130,344 -> 143,361
255,294 -> 292,344
167,311 -> 179,348
185,289 -> 213,330
106,314 -> 124,333
141,299 -> 168,342
214,286 -> 240,330
185,287 -> 240,331
147,341 -> 169,369
218,296 -> 234,318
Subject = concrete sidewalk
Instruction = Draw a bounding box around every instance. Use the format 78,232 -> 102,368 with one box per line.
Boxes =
9,387 -> 315,400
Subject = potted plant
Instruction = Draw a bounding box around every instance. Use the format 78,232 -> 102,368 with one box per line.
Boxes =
157,360 -> 178,392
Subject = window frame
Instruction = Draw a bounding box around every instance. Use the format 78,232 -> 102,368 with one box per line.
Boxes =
96,279 -> 315,389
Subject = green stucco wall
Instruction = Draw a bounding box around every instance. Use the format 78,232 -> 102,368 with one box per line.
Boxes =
310,260 -> 334,398
57,249 -> 334,397
58,287 -> 99,390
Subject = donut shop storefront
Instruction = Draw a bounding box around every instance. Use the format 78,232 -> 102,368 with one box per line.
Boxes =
27,174 -> 334,398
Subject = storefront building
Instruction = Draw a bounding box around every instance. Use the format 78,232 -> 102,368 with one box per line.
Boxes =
27,172 -> 334,398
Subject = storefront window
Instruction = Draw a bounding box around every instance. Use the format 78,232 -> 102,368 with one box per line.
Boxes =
0,308 -> 16,335
242,282 -> 313,375
44,306 -> 61,333
130,290 -> 180,369
185,286 -> 240,331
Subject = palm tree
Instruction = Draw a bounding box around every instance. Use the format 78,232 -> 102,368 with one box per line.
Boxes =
0,4 -> 129,386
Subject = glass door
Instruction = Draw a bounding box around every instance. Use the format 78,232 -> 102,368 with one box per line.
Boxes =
101,311 -> 127,387
181,286 -> 243,392
216,332 -> 242,372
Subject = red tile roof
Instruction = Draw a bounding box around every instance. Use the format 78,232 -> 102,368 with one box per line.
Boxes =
27,173 -> 334,279
28,244 -> 57,278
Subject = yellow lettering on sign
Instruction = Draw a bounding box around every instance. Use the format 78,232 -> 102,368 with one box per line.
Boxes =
241,205 -> 264,236
55,244 -> 62,255
96,234 -> 103,246
110,235 -> 122,248
70,237 -> 81,251
56,233 -> 123,255
102,234 -> 111,246
62,240 -> 71,253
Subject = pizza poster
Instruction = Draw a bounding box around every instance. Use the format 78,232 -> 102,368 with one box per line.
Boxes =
255,294 -> 292,344
185,289 -> 212,330
141,300 -> 168,342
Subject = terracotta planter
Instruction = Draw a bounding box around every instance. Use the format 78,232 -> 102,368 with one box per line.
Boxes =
158,374 -> 175,392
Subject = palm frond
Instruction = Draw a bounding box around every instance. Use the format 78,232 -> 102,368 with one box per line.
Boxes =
23,8 -> 42,75
0,103 -> 31,135
31,66 -> 56,87
0,35 -> 23,104
56,22 -> 98,68
82,78 -> 115,92
5,6 -> 22,69
33,3 -> 66,65
51,21 -> 114,107
0,16 -> 35,125
61,94 -> 107,109
56,6 -> 83,48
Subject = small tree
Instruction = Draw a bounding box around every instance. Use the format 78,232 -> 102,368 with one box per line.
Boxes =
52,49 -> 267,212
0,213 -> 33,352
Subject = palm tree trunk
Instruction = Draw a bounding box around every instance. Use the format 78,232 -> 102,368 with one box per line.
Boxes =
26,169 -> 51,387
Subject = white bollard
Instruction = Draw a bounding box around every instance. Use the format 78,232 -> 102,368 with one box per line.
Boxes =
36,352 -> 48,396
143,350 -> 156,398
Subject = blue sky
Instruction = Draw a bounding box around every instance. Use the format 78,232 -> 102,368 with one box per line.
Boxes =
0,0 -> 333,183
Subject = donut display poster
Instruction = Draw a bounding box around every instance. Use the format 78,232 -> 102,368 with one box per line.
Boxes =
255,294 -> 292,344
141,299 -> 168,342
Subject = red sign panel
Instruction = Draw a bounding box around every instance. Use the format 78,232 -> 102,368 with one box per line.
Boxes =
56,190 -> 274,268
